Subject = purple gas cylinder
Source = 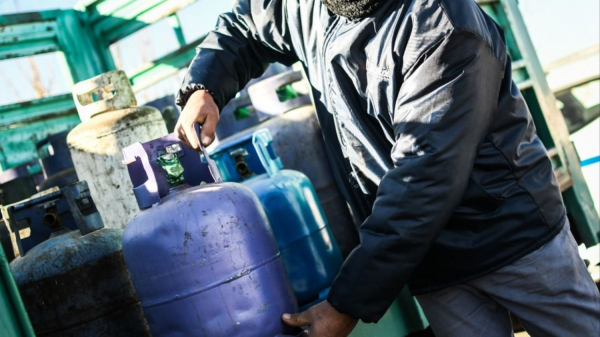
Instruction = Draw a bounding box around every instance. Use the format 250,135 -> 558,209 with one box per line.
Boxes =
121,128 -> 298,337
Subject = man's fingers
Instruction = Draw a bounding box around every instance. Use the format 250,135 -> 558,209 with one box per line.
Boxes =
175,123 -> 192,149
175,89 -> 219,150
200,110 -> 219,146
184,122 -> 200,150
282,312 -> 311,327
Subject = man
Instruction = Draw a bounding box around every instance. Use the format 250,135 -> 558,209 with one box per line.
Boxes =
175,0 -> 600,336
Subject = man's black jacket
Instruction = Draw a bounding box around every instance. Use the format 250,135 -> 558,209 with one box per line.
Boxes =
176,0 -> 566,323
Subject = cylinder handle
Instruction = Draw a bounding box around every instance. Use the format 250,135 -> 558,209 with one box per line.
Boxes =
247,70 -> 312,118
194,123 -> 223,184
72,70 -> 137,121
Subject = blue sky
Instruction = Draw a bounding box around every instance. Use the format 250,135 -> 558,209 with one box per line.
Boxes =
0,0 -> 598,106
520,0 -> 599,64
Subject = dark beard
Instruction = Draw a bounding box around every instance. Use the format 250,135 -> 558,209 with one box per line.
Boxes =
321,0 -> 386,18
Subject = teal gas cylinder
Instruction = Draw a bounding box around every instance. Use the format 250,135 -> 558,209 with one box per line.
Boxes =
211,129 -> 343,308
217,70 -> 360,258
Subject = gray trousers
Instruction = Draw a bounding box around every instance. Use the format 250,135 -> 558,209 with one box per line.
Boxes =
416,222 -> 600,337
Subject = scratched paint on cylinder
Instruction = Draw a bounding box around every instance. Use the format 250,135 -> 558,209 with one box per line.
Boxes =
10,228 -> 151,337
123,183 -> 298,337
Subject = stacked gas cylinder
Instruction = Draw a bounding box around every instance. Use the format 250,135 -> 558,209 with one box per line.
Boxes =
117,68 -> 428,336
0,70 -> 167,336
2,182 -> 151,337
67,70 -> 168,229
206,69 -> 429,336
0,69 -> 429,337
0,69 -> 336,337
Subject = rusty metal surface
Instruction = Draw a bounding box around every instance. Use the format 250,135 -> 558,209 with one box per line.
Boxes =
10,228 -> 150,337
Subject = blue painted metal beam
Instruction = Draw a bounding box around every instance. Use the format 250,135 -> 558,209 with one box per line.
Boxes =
581,156 -> 600,167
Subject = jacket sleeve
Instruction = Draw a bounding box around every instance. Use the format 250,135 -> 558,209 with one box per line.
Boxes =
176,0 -> 298,110
327,30 -> 506,323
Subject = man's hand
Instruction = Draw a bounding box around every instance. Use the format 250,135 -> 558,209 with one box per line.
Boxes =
282,300 -> 358,337
175,90 -> 220,150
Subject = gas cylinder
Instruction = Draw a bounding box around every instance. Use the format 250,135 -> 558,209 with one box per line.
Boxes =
67,70 -> 168,229
4,181 -> 150,337
1,187 -> 79,259
215,63 -> 291,139
216,92 -> 260,139
211,129 -> 343,308
122,130 -> 297,337
216,70 -> 359,257
36,131 -> 78,191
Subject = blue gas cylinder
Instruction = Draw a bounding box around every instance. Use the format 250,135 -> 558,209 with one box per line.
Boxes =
211,129 -> 344,307
2,185 -> 82,258
216,70 -> 360,259
5,181 -> 150,337
122,132 -> 297,337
